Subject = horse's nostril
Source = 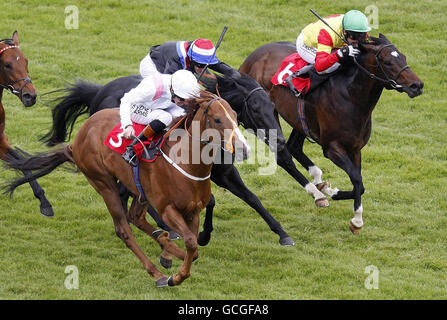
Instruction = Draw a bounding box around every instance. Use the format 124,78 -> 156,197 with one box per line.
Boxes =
410,82 -> 424,91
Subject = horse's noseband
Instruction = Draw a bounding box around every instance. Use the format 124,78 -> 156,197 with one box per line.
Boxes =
0,44 -> 32,97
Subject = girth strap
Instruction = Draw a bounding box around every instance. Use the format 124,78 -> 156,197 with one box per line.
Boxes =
297,98 -> 317,143
132,164 -> 148,203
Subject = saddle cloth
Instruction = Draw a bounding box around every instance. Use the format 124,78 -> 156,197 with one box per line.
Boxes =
271,53 -> 311,94
104,122 -> 164,163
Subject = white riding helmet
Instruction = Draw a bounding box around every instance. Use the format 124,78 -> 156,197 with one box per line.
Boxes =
170,70 -> 201,99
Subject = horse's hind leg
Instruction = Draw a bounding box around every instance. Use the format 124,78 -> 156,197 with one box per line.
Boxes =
272,127 -> 328,207
324,143 -> 364,234
1,140 -> 54,217
87,177 -> 169,286
285,129 -> 338,199
117,182 -> 180,240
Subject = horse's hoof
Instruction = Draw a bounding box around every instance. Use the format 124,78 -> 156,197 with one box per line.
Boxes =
197,231 -> 211,246
159,255 -> 172,269
316,181 -> 330,192
349,222 -> 363,235
315,197 -> 329,207
169,231 -> 181,241
168,276 -> 175,287
40,206 -> 54,217
155,277 -> 169,288
152,230 -> 169,240
279,237 -> 296,247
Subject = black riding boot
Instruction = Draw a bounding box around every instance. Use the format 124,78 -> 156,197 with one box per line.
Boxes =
122,131 -> 147,167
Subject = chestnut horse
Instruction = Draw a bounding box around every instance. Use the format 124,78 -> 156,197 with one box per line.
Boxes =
6,91 -> 250,287
0,31 -> 53,216
240,34 -> 423,233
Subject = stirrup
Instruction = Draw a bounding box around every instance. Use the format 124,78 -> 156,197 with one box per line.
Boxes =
122,148 -> 138,167
284,75 -> 301,97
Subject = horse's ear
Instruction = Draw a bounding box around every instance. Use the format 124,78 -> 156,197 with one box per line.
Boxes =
12,31 -> 19,46
379,33 -> 390,44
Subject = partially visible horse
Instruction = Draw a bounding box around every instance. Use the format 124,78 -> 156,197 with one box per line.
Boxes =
41,72 -> 300,246
6,91 -> 250,287
0,31 -> 53,216
240,34 -> 423,233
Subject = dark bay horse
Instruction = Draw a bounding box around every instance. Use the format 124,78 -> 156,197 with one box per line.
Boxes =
240,34 -> 424,233
41,72 -> 298,246
6,91 -> 250,287
0,31 -> 53,216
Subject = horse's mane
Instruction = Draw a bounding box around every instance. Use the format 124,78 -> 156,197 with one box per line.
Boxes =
362,35 -> 391,47
183,90 -> 218,127
202,72 -> 258,112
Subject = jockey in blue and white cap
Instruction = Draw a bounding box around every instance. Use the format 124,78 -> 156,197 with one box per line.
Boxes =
139,38 -> 239,79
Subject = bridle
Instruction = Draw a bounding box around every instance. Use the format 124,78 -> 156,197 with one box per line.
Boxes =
354,43 -> 410,90
0,43 -> 32,97
160,96 -> 237,181
184,96 -> 237,154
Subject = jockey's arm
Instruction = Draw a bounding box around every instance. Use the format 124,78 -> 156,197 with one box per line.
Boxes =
314,29 -> 341,73
209,62 -> 240,78
119,78 -> 155,129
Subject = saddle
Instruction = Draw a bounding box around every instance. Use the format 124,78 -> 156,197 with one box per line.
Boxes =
271,53 -> 336,96
104,123 -> 165,163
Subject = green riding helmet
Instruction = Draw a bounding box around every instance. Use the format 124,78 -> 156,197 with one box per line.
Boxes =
342,10 -> 372,32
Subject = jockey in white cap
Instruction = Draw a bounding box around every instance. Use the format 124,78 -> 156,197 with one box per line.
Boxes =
120,69 -> 201,166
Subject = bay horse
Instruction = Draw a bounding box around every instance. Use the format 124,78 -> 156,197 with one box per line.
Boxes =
0,31 -> 53,216
6,91 -> 250,287
239,34 -> 424,233
40,72 -> 301,246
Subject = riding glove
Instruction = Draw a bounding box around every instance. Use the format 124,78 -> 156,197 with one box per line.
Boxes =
336,45 -> 360,62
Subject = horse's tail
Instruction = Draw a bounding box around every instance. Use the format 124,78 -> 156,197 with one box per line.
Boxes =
3,145 -> 74,196
41,81 -> 103,146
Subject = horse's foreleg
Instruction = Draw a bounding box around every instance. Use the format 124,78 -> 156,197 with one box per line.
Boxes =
89,177 -> 168,286
197,193 -> 215,246
117,182 -> 180,240
211,164 -> 295,246
127,199 -> 186,264
162,204 -> 199,287
3,145 -> 54,217
325,144 -> 364,233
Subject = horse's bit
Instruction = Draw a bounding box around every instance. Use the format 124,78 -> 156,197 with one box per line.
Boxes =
354,43 -> 410,90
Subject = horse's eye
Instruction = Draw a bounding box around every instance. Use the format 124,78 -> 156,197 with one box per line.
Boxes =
214,118 -> 222,124
383,61 -> 392,66
4,63 -> 12,70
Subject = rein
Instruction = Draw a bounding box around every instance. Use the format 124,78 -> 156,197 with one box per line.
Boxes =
0,44 -> 32,97
159,96 -> 234,181
354,43 -> 409,90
